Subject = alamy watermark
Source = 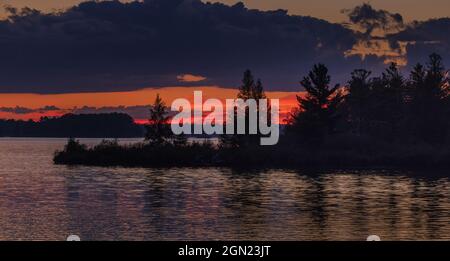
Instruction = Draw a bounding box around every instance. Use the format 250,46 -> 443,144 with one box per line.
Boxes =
171,91 -> 280,145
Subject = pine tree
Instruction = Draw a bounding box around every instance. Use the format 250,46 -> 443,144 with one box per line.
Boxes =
346,69 -> 372,136
289,64 -> 343,144
221,70 -> 268,147
408,54 -> 449,143
371,63 -> 405,138
253,79 -> 267,100
238,69 -> 255,100
425,53 -> 448,100
146,94 -> 172,145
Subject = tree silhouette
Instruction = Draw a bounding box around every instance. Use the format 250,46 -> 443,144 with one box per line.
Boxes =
424,53 -> 449,100
237,69 -> 255,100
221,70 -> 268,147
252,79 -> 267,100
173,131 -> 188,146
146,94 -> 172,145
54,53 -> 450,169
289,64 -> 343,144
367,63 -> 405,139
407,54 -> 449,143
0,113 -> 143,138
346,69 -> 373,136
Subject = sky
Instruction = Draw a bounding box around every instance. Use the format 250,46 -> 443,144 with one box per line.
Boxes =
0,87 -> 300,122
209,0 -> 450,22
0,0 -> 449,121
1,0 -> 449,22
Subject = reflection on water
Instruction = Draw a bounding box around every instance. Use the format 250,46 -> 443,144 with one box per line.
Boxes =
0,138 -> 449,241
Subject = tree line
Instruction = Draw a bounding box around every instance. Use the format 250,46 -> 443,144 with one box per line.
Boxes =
287,53 -> 449,147
0,113 -> 144,138
146,53 -> 450,149
55,53 -> 450,168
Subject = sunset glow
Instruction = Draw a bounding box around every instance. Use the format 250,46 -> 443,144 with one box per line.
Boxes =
0,87 -> 302,123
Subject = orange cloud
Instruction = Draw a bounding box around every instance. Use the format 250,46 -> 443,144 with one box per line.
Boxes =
177,74 -> 207,83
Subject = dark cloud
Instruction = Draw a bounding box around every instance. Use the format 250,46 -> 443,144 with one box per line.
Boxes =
391,18 -> 450,45
0,105 -> 61,114
388,18 -> 450,68
342,3 -> 404,37
342,4 -> 450,73
0,104 -> 148,120
0,0 -> 357,93
0,1 -> 448,94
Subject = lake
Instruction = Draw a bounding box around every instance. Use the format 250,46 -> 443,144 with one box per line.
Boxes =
0,138 -> 449,241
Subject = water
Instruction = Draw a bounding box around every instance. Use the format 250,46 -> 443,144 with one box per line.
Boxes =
0,138 -> 449,241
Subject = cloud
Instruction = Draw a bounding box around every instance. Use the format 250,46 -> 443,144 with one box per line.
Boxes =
345,39 -> 411,66
0,104 -> 151,121
342,3 -> 404,37
0,1 -> 448,94
177,74 -> 207,83
0,105 -> 61,114
0,0 -> 357,93
342,4 -> 450,70
0,106 -> 34,114
387,18 -> 450,67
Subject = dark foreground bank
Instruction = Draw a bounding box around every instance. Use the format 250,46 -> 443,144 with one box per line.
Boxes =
53,138 -> 450,169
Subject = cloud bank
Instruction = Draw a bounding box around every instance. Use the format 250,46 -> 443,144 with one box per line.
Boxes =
343,4 -> 450,70
0,0 -> 357,93
0,105 -> 61,114
0,1 -> 448,93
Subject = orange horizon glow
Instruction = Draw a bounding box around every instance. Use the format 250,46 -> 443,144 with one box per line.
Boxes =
0,86 -> 303,123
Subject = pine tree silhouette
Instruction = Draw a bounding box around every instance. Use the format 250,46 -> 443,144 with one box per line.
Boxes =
289,64 -> 343,144
346,69 -> 372,136
407,54 -> 449,143
221,70 -> 268,148
146,94 -> 172,145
